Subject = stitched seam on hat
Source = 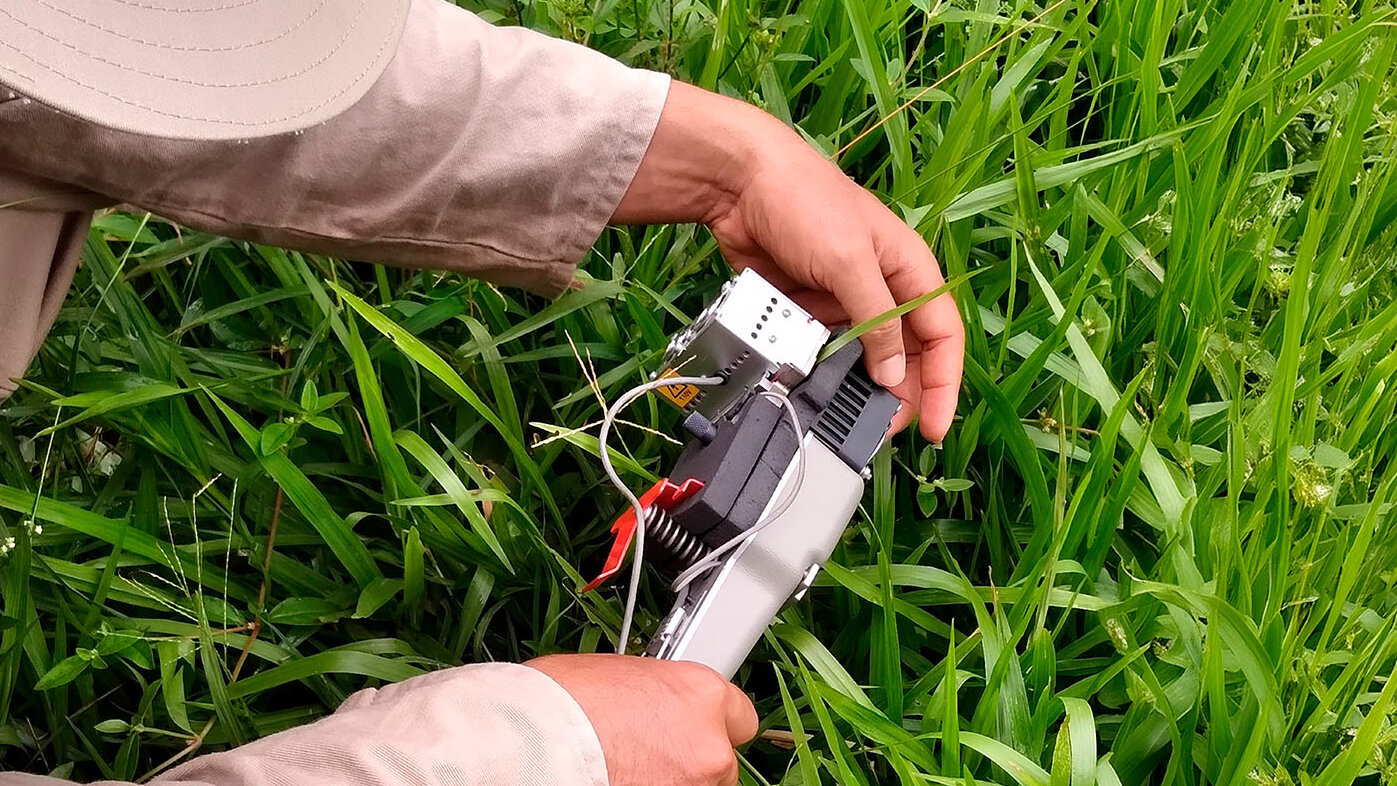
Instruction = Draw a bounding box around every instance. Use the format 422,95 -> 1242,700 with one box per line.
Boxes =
28,0 -> 329,53
0,3 -> 394,125
0,61 -> 34,85
0,3 -> 359,88
103,0 -> 263,12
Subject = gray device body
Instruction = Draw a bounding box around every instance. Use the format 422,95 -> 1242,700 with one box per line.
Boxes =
639,269 -> 899,677
647,437 -> 863,678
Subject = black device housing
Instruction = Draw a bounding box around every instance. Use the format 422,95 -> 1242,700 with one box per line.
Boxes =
660,339 -> 900,555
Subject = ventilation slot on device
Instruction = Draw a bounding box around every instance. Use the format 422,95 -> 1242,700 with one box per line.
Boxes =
813,373 -> 874,447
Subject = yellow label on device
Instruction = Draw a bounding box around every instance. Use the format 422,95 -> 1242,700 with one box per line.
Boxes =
655,369 -> 700,409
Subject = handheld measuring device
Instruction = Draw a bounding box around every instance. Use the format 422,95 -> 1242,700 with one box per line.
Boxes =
587,269 -> 900,678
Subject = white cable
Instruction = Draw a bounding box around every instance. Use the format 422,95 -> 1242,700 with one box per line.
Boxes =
670,389 -> 807,594
599,374 -> 725,652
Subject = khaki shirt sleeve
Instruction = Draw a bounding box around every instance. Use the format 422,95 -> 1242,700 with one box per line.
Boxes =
0,664 -> 610,786
0,0 -> 671,297
0,170 -> 110,397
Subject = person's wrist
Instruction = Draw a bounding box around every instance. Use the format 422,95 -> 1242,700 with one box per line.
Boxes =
679,85 -> 785,222
612,81 -> 783,226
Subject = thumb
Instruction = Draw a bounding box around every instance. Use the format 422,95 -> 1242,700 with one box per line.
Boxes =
831,261 -> 905,388
723,683 -> 759,745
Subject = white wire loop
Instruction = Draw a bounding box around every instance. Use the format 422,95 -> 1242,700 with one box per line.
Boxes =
598,375 -> 723,651
597,379 -> 809,654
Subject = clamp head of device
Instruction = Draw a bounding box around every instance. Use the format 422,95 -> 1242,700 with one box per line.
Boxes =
581,477 -> 705,592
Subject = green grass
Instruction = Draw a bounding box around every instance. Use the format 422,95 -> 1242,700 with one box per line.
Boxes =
3,0 -> 1397,782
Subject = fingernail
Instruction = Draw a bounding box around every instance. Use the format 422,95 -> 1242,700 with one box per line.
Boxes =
873,355 -> 906,387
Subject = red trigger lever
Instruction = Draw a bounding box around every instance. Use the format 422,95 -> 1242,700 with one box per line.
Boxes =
582,478 -> 705,592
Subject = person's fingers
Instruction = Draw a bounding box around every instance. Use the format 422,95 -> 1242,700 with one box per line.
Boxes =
782,291 -> 919,435
743,255 -> 908,393
826,255 -> 906,389
916,296 -> 963,442
723,683 -> 760,745
757,279 -> 923,436
883,233 -> 964,442
888,400 -> 915,436
886,339 -> 920,436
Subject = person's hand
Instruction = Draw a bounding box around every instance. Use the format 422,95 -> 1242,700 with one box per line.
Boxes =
613,81 -> 964,442
526,654 -> 758,786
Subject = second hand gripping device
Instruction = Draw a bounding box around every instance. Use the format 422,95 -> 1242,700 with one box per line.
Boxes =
586,269 -> 900,678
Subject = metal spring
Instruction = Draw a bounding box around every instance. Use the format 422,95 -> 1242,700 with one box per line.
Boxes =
645,506 -> 710,567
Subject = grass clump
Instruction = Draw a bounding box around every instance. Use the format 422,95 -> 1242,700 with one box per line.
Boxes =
3,0 -> 1397,783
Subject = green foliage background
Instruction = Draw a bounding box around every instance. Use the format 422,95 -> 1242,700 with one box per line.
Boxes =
3,0 -> 1397,783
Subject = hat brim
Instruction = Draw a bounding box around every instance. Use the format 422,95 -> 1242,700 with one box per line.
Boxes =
0,0 -> 410,141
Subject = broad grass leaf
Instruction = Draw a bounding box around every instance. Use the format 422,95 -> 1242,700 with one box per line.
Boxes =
959,732 -> 1050,786
353,578 -> 405,619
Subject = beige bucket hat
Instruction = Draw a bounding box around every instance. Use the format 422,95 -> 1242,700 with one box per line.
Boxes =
0,0 -> 411,140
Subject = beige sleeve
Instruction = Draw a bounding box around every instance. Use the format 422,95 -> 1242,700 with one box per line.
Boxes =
0,664 -> 609,786
0,206 -> 87,398
0,0 -> 671,297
